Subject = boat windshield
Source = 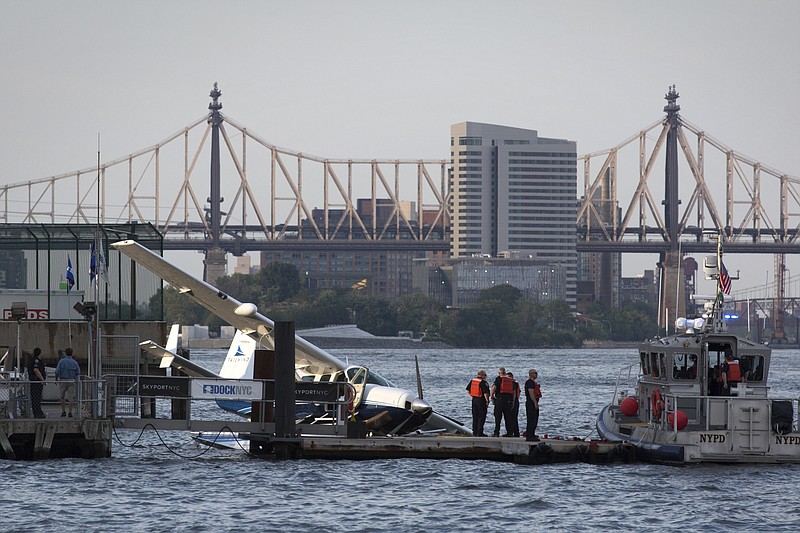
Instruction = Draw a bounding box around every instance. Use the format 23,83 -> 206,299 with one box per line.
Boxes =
672,352 -> 698,380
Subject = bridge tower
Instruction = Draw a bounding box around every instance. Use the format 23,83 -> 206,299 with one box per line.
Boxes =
204,83 -> 227,283
658,85 -> 686,330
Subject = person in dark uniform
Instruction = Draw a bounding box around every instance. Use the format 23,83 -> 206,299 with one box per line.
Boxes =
491,367 -> 515,437
28,347 -> 47,418
525,368 -> 542,441
721,350 -> 741,396
466,369 -> 490,436
506,372 -> 521,437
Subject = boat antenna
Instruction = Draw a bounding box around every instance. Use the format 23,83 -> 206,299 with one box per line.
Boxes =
675,239 -> 682,333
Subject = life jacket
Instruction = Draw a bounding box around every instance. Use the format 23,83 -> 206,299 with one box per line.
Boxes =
533,381 -> 542,399
499,376 -> 514,395
469,378 -> 484,397
725,360 -> 741,382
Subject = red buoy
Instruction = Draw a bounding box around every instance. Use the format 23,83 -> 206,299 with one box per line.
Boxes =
619,396 -> 639,416
668,410 -> 688,430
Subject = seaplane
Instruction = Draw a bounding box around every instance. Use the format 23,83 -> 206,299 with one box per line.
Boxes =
113,239 -> 470,436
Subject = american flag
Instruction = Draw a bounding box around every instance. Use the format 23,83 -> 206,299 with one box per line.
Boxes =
719,261 -> 732,295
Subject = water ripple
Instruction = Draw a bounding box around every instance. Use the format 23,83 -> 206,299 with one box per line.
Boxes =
5,348 -> 800,532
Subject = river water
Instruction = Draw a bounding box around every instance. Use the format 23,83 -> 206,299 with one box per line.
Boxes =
4,347 -> 800,532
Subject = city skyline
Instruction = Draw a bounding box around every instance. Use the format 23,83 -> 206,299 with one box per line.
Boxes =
2,1 -> 798,294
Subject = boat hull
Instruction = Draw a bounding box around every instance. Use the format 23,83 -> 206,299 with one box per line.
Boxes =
598,403 -> 800,464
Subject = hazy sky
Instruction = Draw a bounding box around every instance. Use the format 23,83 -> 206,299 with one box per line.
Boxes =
2,1 -> 799,293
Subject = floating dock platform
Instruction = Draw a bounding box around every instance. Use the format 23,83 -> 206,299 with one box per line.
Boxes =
0,418 -> 111,460
242,434 -> 634,465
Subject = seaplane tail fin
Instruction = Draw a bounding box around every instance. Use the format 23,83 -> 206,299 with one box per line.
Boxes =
218,330 -> 257,380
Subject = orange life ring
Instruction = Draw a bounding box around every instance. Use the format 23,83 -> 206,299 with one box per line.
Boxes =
651,389 -> 664,419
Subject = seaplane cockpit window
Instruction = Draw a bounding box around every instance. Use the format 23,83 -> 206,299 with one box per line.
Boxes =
346,367 -> 367,384
366,372 -> 393,387
344,366 -> 395,387
301,373 -> 336,382
672,353 -> 698,380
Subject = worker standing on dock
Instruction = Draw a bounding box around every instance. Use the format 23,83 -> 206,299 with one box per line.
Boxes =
506,372 -> 521,437
466,369 -> 490,436
491,367 -> 514,437
28,347 -> 46,418
525,369 -> 541,441
56,348 -> 81,417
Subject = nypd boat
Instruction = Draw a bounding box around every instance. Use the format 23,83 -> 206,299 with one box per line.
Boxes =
597,241 -> 800,464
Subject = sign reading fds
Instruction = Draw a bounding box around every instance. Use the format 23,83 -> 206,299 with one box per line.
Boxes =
3,309 -> 48,320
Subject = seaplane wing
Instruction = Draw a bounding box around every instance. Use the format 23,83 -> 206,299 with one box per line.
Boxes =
112,239 -> 346,376
140,339 -> 218,379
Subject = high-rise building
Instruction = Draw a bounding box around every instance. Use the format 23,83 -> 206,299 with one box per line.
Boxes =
450,122 -> 577,306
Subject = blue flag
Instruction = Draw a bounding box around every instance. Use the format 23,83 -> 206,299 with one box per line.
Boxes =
90,242 -> 96,282
66,256 -> 75,293
90,241 -> 109,284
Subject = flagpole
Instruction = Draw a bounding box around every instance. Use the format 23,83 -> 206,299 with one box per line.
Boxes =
66,255 -> 74,349
94,134 -> 101,381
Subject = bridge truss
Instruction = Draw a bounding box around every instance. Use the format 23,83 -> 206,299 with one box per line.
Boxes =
577,95 -> 800,255
1,91 -> 449,255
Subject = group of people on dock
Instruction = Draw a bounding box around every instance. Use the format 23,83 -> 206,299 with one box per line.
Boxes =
25,347 -> 81,419
467,367 -> 541,441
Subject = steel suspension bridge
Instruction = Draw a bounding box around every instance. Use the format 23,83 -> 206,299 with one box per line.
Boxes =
2,84 -> 799,330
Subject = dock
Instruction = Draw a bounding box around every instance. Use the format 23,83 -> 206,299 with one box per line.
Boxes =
227,433 -> 633,465
0,378 -> 111,460
0,418 -> 111,460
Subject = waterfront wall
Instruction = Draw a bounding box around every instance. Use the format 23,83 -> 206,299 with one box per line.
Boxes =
0,321 -> 166,368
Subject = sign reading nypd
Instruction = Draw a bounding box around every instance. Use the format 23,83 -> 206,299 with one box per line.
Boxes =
191,379 -> 263,400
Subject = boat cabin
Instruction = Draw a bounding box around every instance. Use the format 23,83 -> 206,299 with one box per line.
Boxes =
639,333 -> 770,396
636,331 -> 772,427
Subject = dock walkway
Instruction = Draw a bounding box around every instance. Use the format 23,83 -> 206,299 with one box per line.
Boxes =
257,434 -> 634,465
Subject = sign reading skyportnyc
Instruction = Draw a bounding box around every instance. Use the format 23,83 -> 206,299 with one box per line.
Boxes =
294,382 -> 341,402
139,376 -> 190,398
192,379 -> 263,400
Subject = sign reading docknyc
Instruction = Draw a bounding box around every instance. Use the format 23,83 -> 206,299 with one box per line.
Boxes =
192,379 -> 263,400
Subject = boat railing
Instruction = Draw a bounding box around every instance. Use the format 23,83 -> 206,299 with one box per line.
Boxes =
612,364 -> 639,406
660,391 -> 799,435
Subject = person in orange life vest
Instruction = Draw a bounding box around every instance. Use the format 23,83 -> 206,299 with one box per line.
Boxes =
720,350 -> 741,396
506,372 -> 521,437
490,367 -> 515,437
525,368 -> 542,441
466,369 -> 490,436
